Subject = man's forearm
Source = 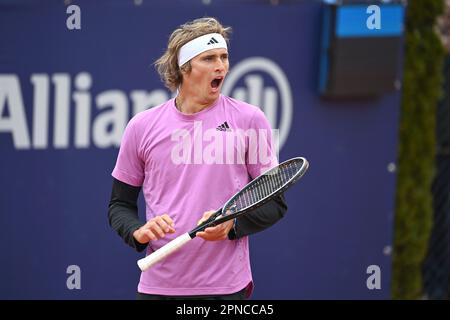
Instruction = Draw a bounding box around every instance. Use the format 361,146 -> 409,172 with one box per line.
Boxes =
108,178 -> 147,252
108,202 -> 147,252
228,194 -> 288,239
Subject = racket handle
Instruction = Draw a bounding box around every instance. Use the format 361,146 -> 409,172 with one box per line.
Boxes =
137,232 -> 192,272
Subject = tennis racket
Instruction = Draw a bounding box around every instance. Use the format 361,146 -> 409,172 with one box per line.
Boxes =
137,156 -> 309,272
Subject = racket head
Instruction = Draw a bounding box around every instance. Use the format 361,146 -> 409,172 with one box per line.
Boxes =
218,157 -> 309,221
190,157 -> 309,234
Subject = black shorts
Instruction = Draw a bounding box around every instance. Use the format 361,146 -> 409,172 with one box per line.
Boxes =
136,287 -> 247,300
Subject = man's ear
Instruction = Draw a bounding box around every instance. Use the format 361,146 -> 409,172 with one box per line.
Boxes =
180,61 -> 192,75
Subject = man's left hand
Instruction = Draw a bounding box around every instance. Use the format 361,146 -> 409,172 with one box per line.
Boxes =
196,210 -> 234,241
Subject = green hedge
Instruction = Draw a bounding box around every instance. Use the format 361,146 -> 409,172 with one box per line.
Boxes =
391,0 -> 445,299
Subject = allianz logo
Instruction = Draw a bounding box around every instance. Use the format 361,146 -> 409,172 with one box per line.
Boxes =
222,57 -> 293,149
0,57 -> 292,150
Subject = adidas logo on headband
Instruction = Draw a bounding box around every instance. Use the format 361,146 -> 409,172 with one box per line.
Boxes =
178,33 -> 228,67
207,37 -> 219,45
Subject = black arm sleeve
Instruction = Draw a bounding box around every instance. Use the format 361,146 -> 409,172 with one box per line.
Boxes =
228,193 -> 288,240
108,178 -> 147,252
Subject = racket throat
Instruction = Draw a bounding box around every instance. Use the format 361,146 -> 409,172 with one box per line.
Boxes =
189,209 -> 222,237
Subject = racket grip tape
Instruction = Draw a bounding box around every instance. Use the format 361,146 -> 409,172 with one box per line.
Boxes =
137,232 -> 192,271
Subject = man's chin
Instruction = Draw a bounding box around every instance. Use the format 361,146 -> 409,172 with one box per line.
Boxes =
208,89 -> 221,99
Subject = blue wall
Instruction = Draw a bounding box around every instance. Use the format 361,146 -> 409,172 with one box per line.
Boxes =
0,0 -> 401,299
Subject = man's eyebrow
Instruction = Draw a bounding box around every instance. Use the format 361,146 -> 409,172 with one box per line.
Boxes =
203,52 -> 228,58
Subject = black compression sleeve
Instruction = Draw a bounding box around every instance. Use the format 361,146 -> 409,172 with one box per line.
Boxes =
108,178 -> 147,252
228,193 -> 288,240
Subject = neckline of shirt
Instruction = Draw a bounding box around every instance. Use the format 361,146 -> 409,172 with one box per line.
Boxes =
170,95 -> 222,121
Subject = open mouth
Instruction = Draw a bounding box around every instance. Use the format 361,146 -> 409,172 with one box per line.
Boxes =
211,77 -> 223,89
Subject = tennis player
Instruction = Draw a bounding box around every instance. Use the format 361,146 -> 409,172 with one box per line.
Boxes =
108,17 -> 288,300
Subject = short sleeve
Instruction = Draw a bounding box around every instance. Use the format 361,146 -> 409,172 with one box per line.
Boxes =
246,108 -> 279,179
111,116 -> 145,187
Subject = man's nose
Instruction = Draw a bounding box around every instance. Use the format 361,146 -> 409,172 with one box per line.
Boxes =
215,59 -> 225,72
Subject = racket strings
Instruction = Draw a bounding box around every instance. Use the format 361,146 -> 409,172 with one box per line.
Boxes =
227,159 -> 303,212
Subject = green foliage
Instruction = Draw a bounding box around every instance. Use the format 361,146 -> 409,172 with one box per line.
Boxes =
391,0 -> 445,299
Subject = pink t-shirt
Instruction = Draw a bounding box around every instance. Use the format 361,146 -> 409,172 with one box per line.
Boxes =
112,94 -> 277,296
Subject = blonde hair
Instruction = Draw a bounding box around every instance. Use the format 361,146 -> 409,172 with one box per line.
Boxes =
155,17 -> 232,92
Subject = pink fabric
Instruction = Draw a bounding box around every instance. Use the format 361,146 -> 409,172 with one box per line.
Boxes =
112,95 -> 277,296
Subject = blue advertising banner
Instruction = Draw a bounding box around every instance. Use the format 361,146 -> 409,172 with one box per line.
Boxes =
0,0 -> 401,299
336,4 -> 404,37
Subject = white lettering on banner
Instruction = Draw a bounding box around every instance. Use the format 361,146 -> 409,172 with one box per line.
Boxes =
0,75 -> 31,149
366,264 -> 381,290
73,73 -> 91,148
31,74 -> 49,149
366,5 -> 381,30
0,73 -> 169,149
0,57 -> 293,150
66,5 -> 81,30
53,74 -> 71,148
66,265 -> 81,290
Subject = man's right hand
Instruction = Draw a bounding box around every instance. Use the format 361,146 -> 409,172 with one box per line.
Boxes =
133,214 -> 175,244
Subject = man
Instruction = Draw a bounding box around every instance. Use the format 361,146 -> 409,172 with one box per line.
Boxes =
108,17 -> 287,300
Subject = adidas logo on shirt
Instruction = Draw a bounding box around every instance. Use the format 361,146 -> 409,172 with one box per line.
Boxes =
216,121 -> 231,132
207,37 -> 219,45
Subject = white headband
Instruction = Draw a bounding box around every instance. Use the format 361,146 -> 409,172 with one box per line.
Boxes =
178,33 -> 228,67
